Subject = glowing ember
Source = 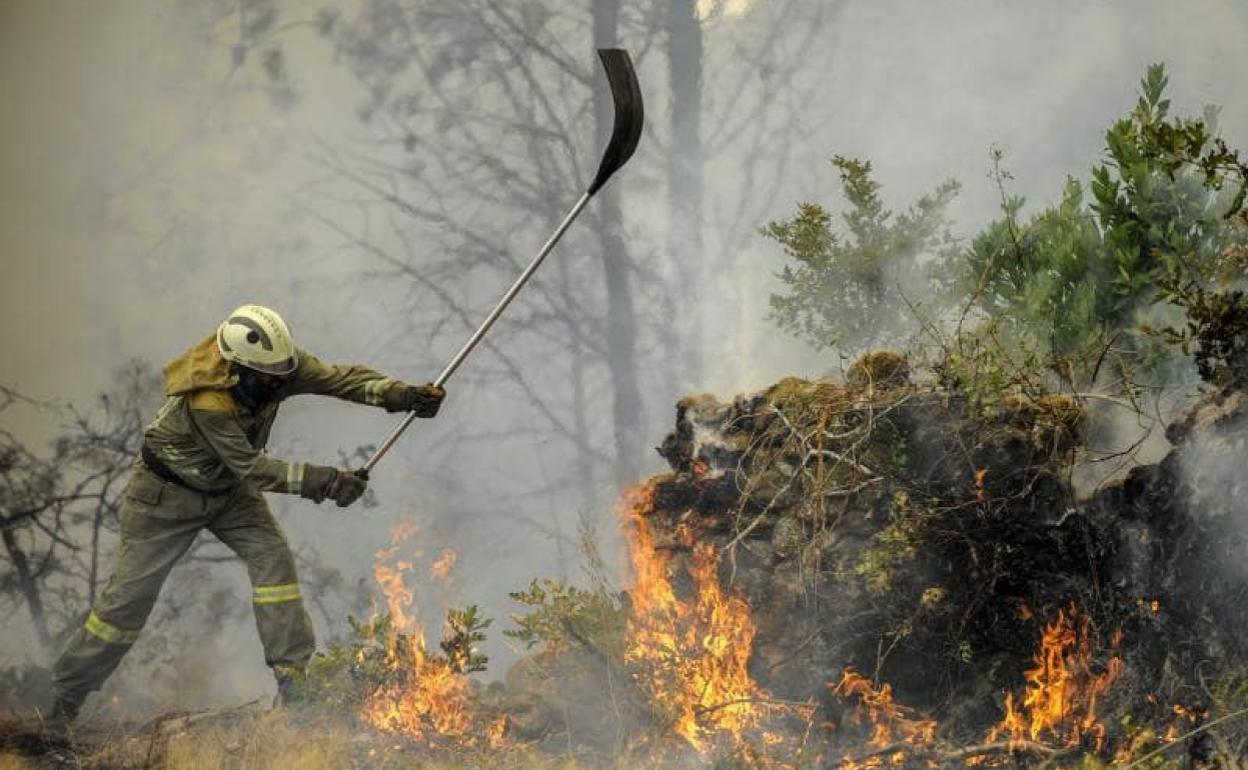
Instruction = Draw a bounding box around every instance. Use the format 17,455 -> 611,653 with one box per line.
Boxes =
832,669 -> 937,751
362,523 -> 476,744
1136,597 -> 1162,615
622,481 -> 768,751
1162,703 -> 1202,743
986,604 -> 1123,751
974,468 -> 989,501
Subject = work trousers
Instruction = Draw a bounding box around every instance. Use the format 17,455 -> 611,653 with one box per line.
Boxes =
52,464 -> 315,709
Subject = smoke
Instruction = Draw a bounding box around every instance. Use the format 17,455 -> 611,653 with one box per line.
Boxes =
696,0 -> 760,22
1171,395 -> 1248,588
2,0 -> 1247,714
704,0 -> 1248,393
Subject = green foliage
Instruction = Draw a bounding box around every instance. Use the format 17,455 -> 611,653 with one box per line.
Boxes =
768,64 -> 1248,396
1149,231 -> 1248,388
300,615 -> 395,709
964,64 -> 1248,389
930,316 -> 1053,412
442,605 -> 492,673
304,606 -> 493,707
765,156 -> 960,351
504,578 -> 627,658
964,168 -> 1113,362
1092,64 -> 1245,289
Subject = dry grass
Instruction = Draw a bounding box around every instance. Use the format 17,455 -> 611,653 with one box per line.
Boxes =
73,705 -> 623,770
86,707 -> 351,770
236,711 -> 350,770
391,757 -> 592,770
0,753 -> 34,770
165,725 -> 231,770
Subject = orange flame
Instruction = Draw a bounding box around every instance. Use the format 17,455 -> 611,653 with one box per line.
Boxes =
832,669 -> 937,751
622,481 -> 768,751
365,648 -> 474,740
361,523 -> 477,744
987,604 -> 1123,751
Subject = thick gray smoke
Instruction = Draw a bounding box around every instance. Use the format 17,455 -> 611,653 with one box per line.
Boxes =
1,0 -> 1246,714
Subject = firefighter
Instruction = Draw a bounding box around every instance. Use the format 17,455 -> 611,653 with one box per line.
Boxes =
47,304 -> 444,731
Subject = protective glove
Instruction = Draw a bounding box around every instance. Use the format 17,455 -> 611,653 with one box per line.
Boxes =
301,465 -> 367,508
382,382 -> 446,418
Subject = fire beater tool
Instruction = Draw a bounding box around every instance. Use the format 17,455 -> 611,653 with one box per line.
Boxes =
360,48 -> 644,474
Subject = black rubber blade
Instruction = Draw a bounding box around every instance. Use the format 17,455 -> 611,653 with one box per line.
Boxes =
588,48 -> 644,195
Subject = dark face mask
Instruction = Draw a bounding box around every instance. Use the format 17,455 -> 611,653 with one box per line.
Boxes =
232,367 -> 285,411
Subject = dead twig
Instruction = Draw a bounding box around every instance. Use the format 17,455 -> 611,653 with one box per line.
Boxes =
831,738 -> 1058,770
1118,705 -> 1248,770
695,697 -> 817,717
940,740 -> 1059,759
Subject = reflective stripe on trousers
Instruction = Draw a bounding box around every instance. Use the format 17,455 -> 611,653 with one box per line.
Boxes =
252,583 -> 302,605
83,610 -> 141,645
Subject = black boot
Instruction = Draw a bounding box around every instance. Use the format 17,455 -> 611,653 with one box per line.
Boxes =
273,666 -> 309,708
23,698 -> 78,752
49,697 -> 79,728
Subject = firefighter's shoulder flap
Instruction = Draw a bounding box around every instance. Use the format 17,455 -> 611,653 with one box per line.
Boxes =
188,389 -> 241,414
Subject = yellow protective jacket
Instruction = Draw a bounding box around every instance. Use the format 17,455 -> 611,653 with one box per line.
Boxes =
143,336 -> 396,494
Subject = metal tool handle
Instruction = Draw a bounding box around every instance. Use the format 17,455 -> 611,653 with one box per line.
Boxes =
359,49 -> 642,474
362,192 -> 591,473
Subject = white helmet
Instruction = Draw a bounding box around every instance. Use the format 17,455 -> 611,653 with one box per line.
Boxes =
216,304 -> 298,376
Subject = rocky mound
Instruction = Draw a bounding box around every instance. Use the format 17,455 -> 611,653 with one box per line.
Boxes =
629,353 -> 1248,747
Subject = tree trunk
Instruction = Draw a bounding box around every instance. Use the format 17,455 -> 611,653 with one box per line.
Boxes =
666,0 -> 705,389
556,245 -> 600,514
2,527 -> 53,653
593,0 -> 645,485
89,500 -> 106,607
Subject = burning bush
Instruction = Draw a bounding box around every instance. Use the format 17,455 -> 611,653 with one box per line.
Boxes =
511,350 -> 1248,766
298,523 -> 504,752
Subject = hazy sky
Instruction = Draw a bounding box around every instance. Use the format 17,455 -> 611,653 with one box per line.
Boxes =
2,0 -> 1247,706
718,0 -> 1248,388
4,0 -> 1247,411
